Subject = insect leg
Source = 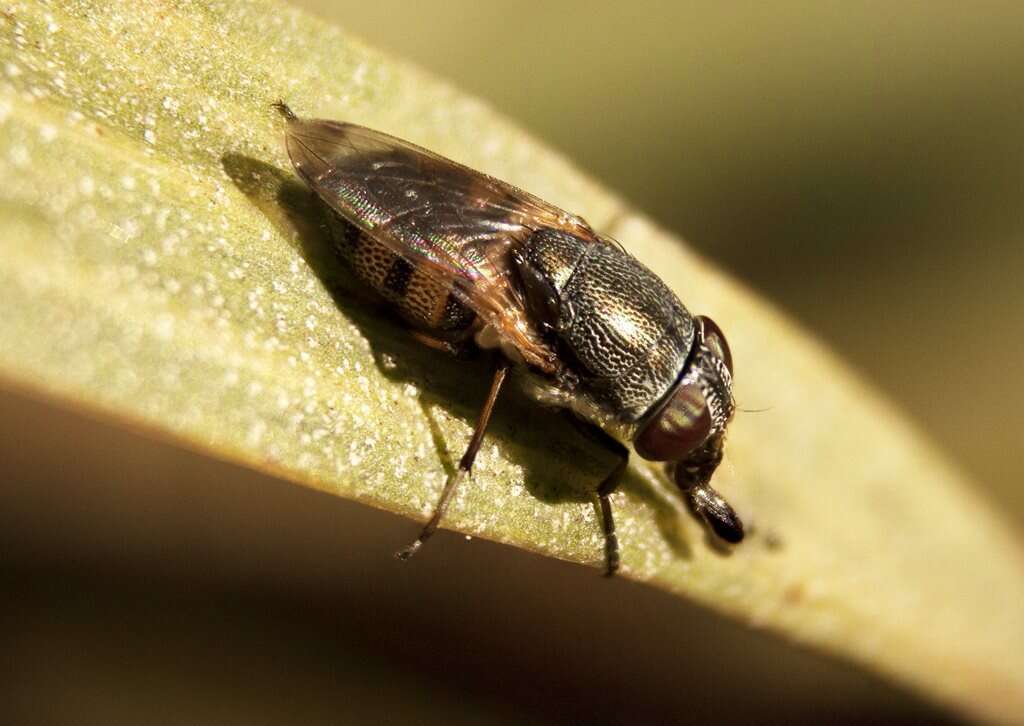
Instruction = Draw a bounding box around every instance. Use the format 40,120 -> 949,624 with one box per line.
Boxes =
565,415 -> 627,577
408,330 -> 476,359
396,359 -> 510,561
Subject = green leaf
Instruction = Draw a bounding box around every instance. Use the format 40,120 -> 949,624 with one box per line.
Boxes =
1,1 -> 1022,720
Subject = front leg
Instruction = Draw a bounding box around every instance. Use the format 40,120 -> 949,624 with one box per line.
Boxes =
566,415 -> 628,577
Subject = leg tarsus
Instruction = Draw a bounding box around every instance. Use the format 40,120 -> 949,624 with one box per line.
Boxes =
598,492 -> 620,577
395,470 -> 467,560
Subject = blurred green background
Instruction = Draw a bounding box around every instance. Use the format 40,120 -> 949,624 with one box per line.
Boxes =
4,2 -> 1021,723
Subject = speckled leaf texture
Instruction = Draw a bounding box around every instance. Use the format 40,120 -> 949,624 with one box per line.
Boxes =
1,1 -> 1022,721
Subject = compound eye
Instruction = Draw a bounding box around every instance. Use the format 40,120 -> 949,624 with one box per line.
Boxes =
634,382 -> 712,461
697,315 -> 733,375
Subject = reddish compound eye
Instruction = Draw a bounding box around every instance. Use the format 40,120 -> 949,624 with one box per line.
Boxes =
634,382 -> 712,461
698,315 -> 733,374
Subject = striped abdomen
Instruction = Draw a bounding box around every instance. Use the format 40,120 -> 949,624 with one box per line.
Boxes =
327,212 -> 477,336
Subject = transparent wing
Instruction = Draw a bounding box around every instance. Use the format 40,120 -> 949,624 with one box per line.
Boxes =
282,115 -> 598,370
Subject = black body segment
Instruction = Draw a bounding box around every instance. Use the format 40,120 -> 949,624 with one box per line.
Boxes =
324,210 -> 477,335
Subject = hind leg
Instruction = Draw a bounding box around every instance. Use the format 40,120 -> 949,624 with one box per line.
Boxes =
396,359 -> 510,559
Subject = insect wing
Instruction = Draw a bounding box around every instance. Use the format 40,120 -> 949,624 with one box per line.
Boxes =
282,117 -> 595,369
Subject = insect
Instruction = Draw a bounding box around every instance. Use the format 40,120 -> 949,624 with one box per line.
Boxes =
274,101 -> 743,575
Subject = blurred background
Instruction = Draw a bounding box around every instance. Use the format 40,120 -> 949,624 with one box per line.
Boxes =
4,2 -> 1022,723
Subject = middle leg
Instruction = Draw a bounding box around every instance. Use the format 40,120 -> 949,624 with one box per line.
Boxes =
566,415 -> 629,577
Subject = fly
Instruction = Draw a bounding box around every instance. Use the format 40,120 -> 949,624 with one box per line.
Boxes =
274,101 -> 743,576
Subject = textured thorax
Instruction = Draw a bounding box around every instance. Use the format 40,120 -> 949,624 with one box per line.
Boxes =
519,229 -> 696,428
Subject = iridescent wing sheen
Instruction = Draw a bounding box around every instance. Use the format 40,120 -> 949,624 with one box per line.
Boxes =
282,115 -> 599,370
